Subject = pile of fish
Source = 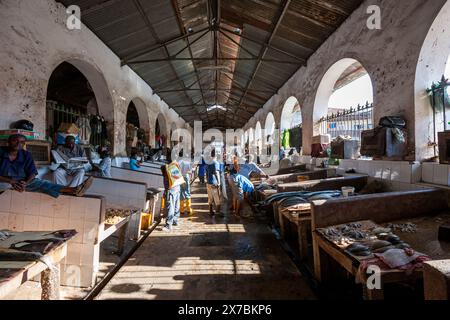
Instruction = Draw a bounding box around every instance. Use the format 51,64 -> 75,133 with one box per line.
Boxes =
385,222 -> 418,233
321,222 -> 370,245
0,230 -> 12,241
263,190 -> 342,206
105,208 -> 133,225
319,223 -> 411,257
255,182 -> 276,191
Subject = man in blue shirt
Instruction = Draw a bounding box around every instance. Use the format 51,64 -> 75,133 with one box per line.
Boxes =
238,155 -> 269,180
198,156 -> 206,184
230,166 -> 254,216
129,148 -> 142,171
93,146 -> 112,178
205,149 -> 221,216
0,134 -> 93,198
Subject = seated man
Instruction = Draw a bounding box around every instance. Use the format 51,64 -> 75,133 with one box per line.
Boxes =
279,149 -> 294,169
129,148 -> 142,171
92,146 -> 112,178
238,154 -> 269,180
0,134 -> 93,198
53,136 -> 86,187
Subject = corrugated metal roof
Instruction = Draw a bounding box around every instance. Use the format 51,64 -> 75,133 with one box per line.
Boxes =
57,0 -> 363,128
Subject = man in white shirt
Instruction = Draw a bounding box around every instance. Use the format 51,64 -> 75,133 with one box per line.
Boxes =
290,148 -> 301,165
53,136 -> 87,187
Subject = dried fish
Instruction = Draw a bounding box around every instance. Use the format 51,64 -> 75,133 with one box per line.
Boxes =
395,242 -> 411,249
105,208 -> 134,225
0,249 -> 43,261
386,223 -> 418,233
372,245 -> 396,253
347,243 -> 370,253
372,227 -> 391,235
386,234 -> 402,244
0,230 -> 12,241
369,240 -> 392,250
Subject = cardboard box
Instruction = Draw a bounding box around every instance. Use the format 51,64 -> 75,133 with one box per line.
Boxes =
312,134 -> 331,145
0,129 -> 39,140
58,123 -> 79,134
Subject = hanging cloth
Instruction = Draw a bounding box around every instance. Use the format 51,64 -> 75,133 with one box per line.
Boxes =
282,129 -> 290,149
75,116 -> 92,145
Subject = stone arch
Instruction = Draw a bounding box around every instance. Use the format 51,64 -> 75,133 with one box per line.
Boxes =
313,58 -> 373,136
255,121 -> 262,150
154,112 -> 169,148
169,122 -> 178,146
280,96 -> 302,132
127,97 -> 151,145
415,0 -> 450,160
248,127 -> 255,144
265,112 -> 276,136
46,58 -> 115,149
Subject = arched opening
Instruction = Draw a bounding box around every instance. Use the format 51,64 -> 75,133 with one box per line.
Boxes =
280,97 -> 303,152
264,112 -> 276,157
314,58 -> 374,141
255,122 -> 262,149
248,128 -> 254,144
125,98 -> 150,156
255,122 -> 262,164
46,61 -> 113,150
170,122 -> 178,148
280,97 -> 302,132
126,102 -> 140,128
155,113 -> 168,149
415,1 -> 450,160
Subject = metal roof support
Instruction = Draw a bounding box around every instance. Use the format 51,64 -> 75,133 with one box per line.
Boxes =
220,25 -> 306,64
171,0 -> 212,125
230,0 -> 292,124
218,29 -> 257,58
127,57 -> 302,64
121,26 -> 211,65
132,0 -> 204,121
170,30 -> 210,58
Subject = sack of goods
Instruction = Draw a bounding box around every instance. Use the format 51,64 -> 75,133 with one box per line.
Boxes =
166,162 -> 186,188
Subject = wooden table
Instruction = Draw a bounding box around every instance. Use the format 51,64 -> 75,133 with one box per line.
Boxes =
278,203 -> 312,261
0,231 -> 71,300
313,215 -> 450,300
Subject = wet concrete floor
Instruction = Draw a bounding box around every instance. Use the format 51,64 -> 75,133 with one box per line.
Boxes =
96,182 -> 316,300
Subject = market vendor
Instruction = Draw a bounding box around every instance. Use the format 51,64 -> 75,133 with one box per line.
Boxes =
53,135 -> 87,187
230,165 -> 255,216
279,148 -> 294,169
0,134 -> 93,198
129,148 -> 142,171
239,154 -> 269,180
93,146 -> 112,178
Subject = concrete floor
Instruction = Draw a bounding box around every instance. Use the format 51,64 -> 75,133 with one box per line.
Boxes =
96,182 -> 316,300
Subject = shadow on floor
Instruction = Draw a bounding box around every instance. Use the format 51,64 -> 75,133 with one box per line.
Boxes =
96,182 -> 317,300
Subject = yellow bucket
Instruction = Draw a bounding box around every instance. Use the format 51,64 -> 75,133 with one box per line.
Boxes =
141,213 -> 153,230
